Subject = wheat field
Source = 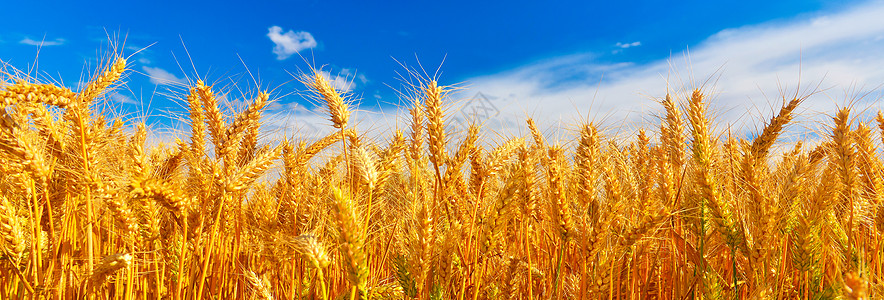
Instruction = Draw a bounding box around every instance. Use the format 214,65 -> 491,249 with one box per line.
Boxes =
0,53 -> 881,299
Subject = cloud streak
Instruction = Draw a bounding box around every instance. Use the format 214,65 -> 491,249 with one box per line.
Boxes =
20,37 -> 65,46
322,71 -> 355,93
110,92 -> 137,105
142,66 -> 185,85
456,1 -> 884,140
615,41 -> 641,48
257,1 -> 884,146
267,26 -> 317,60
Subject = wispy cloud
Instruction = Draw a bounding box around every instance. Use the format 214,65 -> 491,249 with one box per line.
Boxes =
327,72 -> 354,92
20,37 -> 65,46
110,92 -> 137,104
142,66 -> 185,85
615,41 -> 641,48
267,26 -> 317,60
340,68 -> 369,85
453,1 -> 884,139
260,1 -> 884,145
311,69 -> 365,93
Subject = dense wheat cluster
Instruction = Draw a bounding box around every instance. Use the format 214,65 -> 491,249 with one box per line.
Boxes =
1,54 -> 883,300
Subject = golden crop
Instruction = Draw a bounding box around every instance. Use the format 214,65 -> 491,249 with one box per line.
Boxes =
0,54 -> 880,299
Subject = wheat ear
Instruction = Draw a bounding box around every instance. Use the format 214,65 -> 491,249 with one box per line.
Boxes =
87,253 -> 132,292
78,56 -> 126,102
330,187 -> 368,297
1,81 -> 76,108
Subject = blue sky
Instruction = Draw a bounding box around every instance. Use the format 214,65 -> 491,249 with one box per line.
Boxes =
1,0 -> 881,141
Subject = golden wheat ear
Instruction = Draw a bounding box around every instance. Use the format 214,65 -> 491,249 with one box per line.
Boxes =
408,104 -> 425,162
574,123 -> 599,210
196,81 -> 221,137
0,81 -> 76,108
329,187 -> 368,296
77,56 -> 126,102
423,80 -> 449,168
244,269 -> 275,300
547,145 -> 574,240
86,253 -> 132,292
0,196 -> 24,256
687,89 -> 742,254
354,146 -> 378,191
303,70 -> 350,129
660,93 -> 685,170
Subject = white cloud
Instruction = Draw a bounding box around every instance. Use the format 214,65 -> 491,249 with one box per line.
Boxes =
615,41 -> 641,48
109,92 -> 137,104
259,1 -> 884,147
340,68 -> 369,85
142,66 -> 185,85
267,26 -> 317,60
447,1 -> 884,140
314,70 -> 358,93
20,37 -> 65,46
329,75 -> 353,93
